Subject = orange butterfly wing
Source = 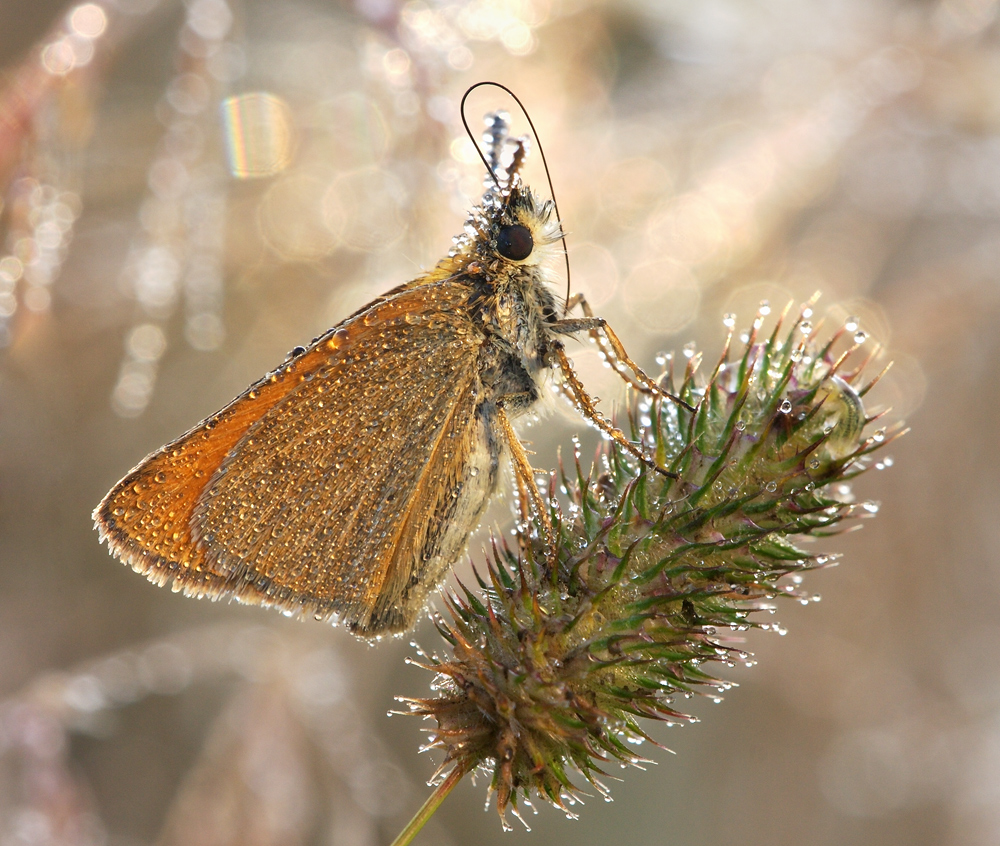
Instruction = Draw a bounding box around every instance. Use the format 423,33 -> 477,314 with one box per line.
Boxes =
96,280 -> 496,635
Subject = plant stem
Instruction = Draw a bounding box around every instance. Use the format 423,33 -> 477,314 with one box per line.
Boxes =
389,765 -> 467,846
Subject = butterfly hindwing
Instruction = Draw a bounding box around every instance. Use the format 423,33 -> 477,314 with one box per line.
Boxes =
97,280 -> 499,634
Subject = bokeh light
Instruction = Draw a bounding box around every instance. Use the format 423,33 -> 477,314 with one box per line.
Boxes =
259,169 -> 341,260
222,92 -> 295,178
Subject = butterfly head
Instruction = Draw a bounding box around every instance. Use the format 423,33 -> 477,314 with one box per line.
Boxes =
443,115 -> 563,275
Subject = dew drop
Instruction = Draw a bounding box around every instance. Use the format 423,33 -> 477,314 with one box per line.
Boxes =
779,399 -> 792,414
759,300 -> 771,316
765,481 -> 777,492
799,320 -> 813,336
854,330 -> 867,344
844,315 -> 859,332
722,313 -> 736,328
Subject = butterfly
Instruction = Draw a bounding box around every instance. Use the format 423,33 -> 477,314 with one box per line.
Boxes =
95,84 -> 682,638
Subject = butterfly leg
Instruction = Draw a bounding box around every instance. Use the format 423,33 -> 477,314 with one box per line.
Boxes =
556,295 -> 694,413
497,402 -> 558,566
550,341 -> 678,481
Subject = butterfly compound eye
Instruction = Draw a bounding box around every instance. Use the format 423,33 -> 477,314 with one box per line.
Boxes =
496,224 -> 533,261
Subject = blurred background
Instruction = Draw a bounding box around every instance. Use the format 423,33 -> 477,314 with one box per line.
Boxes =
0,0 -> 994,844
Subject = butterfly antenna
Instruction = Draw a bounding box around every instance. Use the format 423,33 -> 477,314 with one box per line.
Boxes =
460,81 -> 572,314
461,86 -> 502,191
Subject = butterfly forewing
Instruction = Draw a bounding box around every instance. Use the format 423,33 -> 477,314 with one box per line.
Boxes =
97,281 -> 497,635
94,333 -> 332,594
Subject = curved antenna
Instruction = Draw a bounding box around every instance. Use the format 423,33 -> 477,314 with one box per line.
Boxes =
460,81 -> 572,312
460,84 -> 502,190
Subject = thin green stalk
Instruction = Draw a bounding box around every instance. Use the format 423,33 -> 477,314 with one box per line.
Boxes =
389,765 -> 467,846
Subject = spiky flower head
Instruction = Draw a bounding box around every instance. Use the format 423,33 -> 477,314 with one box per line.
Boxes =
401,300 -> 902,827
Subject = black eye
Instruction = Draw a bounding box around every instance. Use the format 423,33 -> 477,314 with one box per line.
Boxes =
496,224 -> 533,261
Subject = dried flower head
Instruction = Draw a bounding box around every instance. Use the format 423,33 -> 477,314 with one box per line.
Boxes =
401,300 -> 903,828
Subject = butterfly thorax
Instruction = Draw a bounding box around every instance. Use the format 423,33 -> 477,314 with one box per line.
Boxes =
416,180 -> 564,413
